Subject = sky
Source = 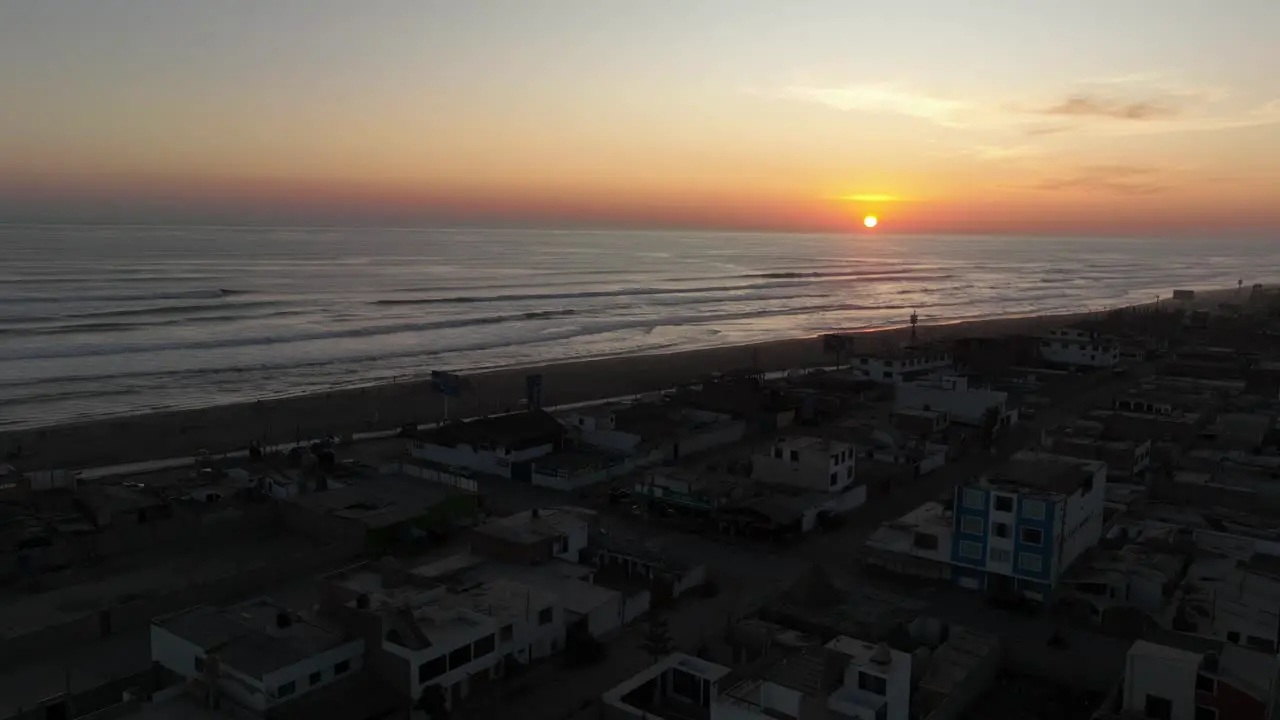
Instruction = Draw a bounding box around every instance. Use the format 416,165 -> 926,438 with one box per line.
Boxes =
2,0 -> 1278,236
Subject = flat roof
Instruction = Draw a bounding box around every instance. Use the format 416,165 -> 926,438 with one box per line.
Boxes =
918,627 -> 1000,694
533,449 -> 626,473
773,435 -> 853,453
980,451 -> 1102,496
473,506 -> 594,545
826,635 -> 900,668
154,598 -> 350,680
288,475 -> 467,529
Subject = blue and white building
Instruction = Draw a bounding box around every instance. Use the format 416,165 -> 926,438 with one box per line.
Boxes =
950,451 -> 1108,600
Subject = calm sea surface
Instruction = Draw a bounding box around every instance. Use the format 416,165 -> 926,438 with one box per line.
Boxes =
0,226 -> 1274,429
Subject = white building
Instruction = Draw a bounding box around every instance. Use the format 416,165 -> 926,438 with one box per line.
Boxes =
1119,638 -> 1280,720
1181,555 -> 1280,654
409,411 -> 564,481
601,637 -> 911,720
848,346 -> 953,384
950,452 -> 1108,598
894,376 -> 1013,426
559,403 -> 745,466
1039,327 -> 1120,368
339,577 -> 564,711
471,506 -> 594,564
752,436 -> 856,494
824,636 -> 912,720
151,599 -> 365,714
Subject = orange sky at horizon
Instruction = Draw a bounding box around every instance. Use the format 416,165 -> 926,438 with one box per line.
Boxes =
2,2 -> 1278,236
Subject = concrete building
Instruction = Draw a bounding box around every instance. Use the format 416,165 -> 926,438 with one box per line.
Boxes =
1180,555 -> 1280,654
559,402 -> 746,467
1060,541 -> 1187,633
470,506 -> 595,565
600,652 -> 734,719
530,448 -> 631,491
913,627 -> 1003,720
1041,420 -> 1152,481
671,379 -> 799,434
408,410 -> 565,482
823,636 -> 913,720
847,345 -> 953,384
602,636 -> 912,720
950,452 -> 1108,598
894,376 -> 1013,427
863,502 -> 955,581
321,562 -> 565,711
280,474 -> 480,553
752,436 -> 857,494
150,599 -> 365,715
1039,326 -> 1121,368
1119,638 -> 1280,720
635,468 -> 744,516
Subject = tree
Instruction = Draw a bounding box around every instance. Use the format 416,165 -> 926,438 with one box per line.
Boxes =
640,611 -> 672,662
416,685 -> 451,719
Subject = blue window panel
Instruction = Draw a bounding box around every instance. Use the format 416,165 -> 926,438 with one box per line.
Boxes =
1012,496 -> 1056,584
951,486 -> 990,568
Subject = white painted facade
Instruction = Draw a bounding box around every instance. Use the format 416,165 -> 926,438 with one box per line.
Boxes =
1121,641 -> 1204,720
895,376 -> 1010,426
849,350 -> 952,384
560,409 -> 643,453
150,615 -> 364,714
826,637 -> 912,720
409,439 -> 552,480
1039,328 -> 1120,368
1057,460 -> 1109,575
385,605 -> 502,704
752,436 -> 856,493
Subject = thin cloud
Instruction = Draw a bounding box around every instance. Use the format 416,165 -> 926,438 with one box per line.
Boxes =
1039,95 -> 1181,121
770,77 -> 1280,137
1022,165 -> 1173,195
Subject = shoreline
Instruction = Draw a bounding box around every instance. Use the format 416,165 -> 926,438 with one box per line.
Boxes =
0,287 -> 1252,472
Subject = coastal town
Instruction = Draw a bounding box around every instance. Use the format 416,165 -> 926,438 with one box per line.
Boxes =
3,285 -> 1280,720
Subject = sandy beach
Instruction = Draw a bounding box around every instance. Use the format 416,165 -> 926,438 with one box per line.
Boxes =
0,287 -> 1251,472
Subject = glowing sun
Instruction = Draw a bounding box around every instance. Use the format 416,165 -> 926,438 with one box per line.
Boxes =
863,215 -> 878,228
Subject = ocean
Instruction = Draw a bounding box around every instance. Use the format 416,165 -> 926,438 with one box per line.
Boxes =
1,225 -> 1274,430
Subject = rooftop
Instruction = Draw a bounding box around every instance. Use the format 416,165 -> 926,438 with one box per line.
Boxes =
825,636 -> 899,669
978,451 -> 1103,496
917,626 -> 1001,696
771,435 -> 853,453
472,506 -> 595,545
154,598 -> 352,680
865,501 -> 952,555
287,474 -> 467,529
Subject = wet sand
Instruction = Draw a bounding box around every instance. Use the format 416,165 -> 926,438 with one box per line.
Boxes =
0,287 -> 1249,471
